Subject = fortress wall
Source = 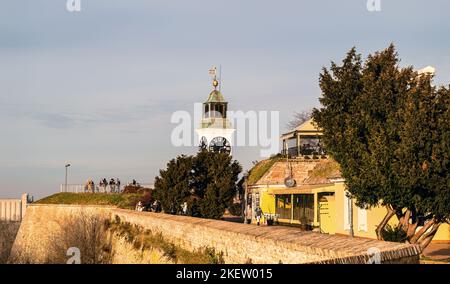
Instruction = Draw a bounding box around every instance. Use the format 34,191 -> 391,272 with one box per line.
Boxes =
10,204 -> 420,264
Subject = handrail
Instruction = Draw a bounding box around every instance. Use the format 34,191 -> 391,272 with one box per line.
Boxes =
60,183 -> 154,193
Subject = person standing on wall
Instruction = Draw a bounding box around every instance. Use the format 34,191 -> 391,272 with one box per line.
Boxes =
103,178 -> 108,193
109,178 -> 116,193
116,178 -> 121,193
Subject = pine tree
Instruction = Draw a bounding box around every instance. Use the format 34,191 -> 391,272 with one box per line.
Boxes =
153,155 -> 193,214
313,44 -> 450,249
153,150 -> 242,219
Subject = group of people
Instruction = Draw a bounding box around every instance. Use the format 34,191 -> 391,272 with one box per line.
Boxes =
84,178 -> 122,193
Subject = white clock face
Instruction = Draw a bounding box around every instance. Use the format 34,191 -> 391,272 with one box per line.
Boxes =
209,136 -> 231,154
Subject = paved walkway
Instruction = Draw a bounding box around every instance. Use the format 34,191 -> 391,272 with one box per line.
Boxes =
423,243 -> 450,261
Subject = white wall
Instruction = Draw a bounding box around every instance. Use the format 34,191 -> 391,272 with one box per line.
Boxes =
0,194 -> 28,222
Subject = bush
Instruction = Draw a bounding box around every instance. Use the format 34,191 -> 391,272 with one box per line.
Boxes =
381,224 -> 407,243
139,192 -> 154,209
48,213 -> 112,264
0,222 -> 20,263
228,203 -> 242,216
122,185 -> 151,194
203,247 -> 225,264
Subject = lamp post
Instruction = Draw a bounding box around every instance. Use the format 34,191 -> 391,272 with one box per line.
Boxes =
243,172 -> 249,224
65,163 -> 71,192
347,192 -> 354,238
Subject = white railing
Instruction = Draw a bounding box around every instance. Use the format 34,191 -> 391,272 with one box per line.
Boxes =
0,194 -> 30,222
60,183 -> 154,193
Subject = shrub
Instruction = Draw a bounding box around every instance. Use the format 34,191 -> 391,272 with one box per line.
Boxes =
228,203 -> 242,216
203,247 -> 225,264
381,224 -> 407,243
139,192 -> 154,209
0,222 -> 20,264
122,185 -> 140,194
48,213 -> 112,264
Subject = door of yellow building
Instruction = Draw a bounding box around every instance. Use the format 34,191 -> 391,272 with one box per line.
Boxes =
319,195 -> 336,234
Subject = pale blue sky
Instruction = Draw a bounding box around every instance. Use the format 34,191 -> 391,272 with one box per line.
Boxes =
1,0 -> 449,198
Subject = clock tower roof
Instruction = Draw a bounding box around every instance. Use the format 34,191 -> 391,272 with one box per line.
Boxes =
205,90 -> 226,103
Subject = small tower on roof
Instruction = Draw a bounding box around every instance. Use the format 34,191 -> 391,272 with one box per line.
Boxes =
195,67 -> 235,154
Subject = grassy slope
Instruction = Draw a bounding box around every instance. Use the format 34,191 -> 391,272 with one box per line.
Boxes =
247,157 -> 281,185
305,159 -> 341,184
247,157 -> 342,185
35,193 -> 142,210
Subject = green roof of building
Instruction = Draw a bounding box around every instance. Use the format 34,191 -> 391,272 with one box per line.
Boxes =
205,90 -> 226,103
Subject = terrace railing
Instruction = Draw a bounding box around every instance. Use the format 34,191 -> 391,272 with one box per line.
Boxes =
60,183 -> 154,193
281,146 -> 327,158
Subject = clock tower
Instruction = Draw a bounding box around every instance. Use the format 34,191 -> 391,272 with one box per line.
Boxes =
196,68 -> 235,154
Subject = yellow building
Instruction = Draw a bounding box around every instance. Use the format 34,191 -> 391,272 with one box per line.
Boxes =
246,119 -> 449,243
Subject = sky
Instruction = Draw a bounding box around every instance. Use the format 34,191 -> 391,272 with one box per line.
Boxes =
1,0 -> 449,199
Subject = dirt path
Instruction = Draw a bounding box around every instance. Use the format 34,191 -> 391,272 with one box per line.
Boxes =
422,243 -> 450,262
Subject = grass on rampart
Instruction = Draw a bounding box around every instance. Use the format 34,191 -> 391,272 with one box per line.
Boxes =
35,193 -> 142,210
305,159 -> 341,183
247,157 -> 281,185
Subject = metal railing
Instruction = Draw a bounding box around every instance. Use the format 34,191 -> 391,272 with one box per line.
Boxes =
60,183 -> 154,193
281,146 -> 327,157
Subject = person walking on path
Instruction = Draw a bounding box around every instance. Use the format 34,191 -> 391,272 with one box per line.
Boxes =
181,201 -> 188,215
255,207 -> 263,226
245,204 -> 252,224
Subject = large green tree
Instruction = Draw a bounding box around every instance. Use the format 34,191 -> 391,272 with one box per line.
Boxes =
312,44 -> 449,249
153,150 -> 242,219
153,155 -> 194,214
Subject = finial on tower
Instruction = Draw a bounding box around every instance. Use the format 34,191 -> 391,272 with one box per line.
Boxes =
209,67 -> 219,90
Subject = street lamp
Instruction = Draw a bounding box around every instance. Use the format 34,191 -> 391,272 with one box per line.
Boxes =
346,191 -> 354,238
243,172 -> 249,224
65,163 -> 71,192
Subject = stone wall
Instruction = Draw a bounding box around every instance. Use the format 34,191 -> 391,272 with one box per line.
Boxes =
9,204 -> 113,263
10,204 -> 421,264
